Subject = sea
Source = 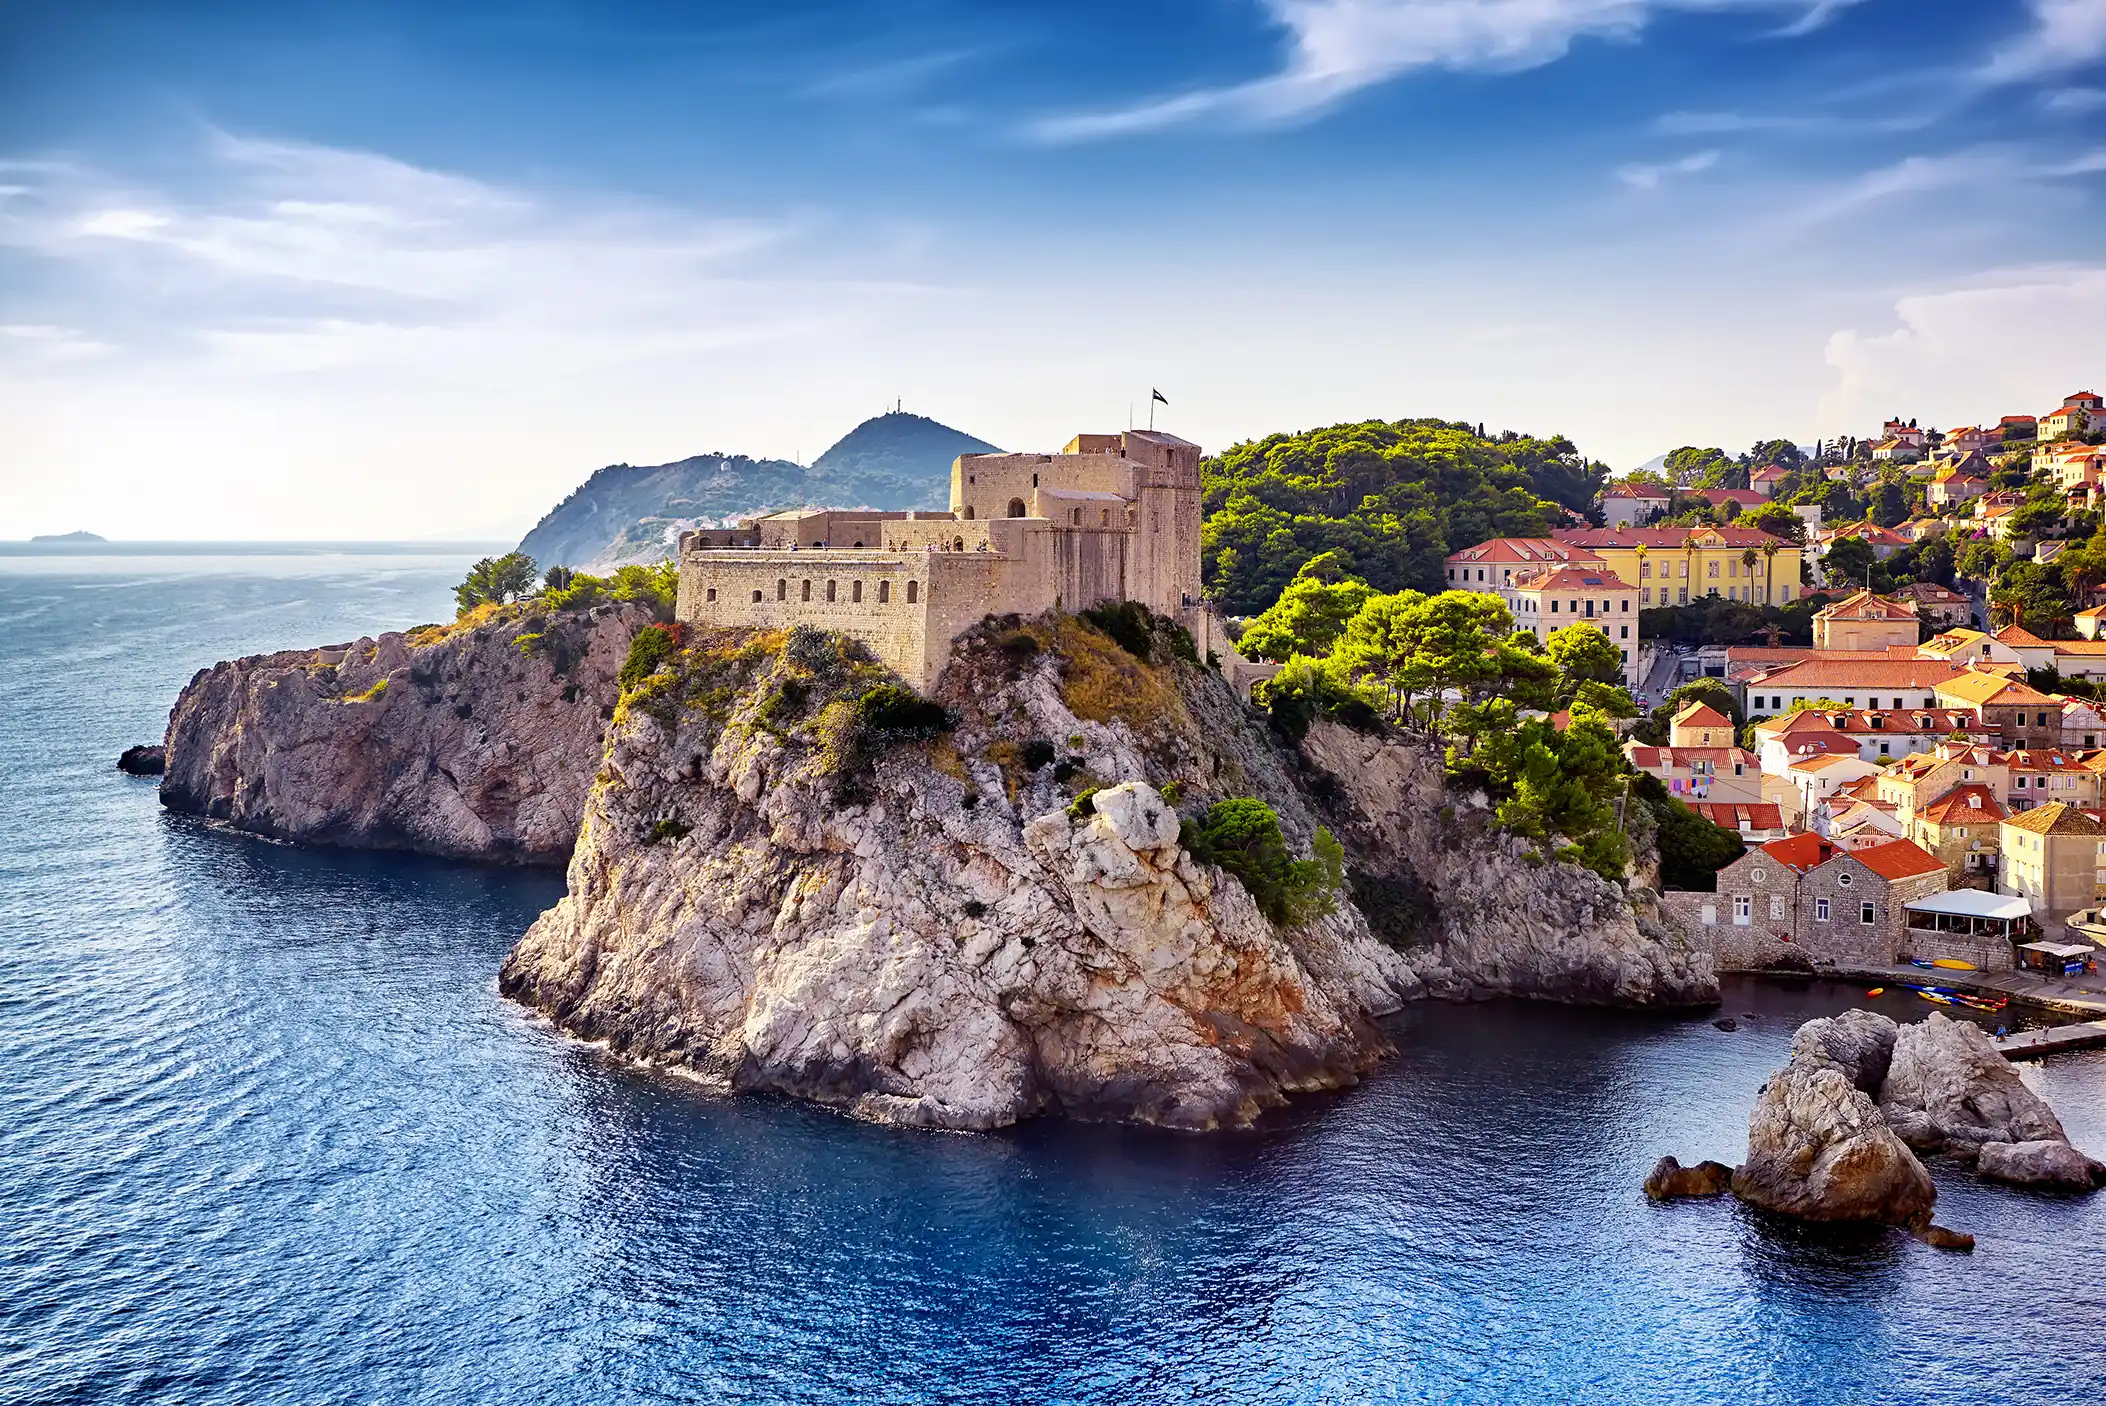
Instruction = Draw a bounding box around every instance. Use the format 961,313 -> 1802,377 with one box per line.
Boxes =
2,544 -> 2103,1406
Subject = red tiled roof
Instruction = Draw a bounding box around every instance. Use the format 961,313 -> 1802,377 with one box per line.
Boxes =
1992,624 -> 2051,647
1687,802 -> 1784,832
1601,484 -> 1671,500
1551,526 -> 1794,549
1511,565 -> 1634,592
1816,589 -> 1916,622
1851,838 -> 1946,881
1447,537 -> 1606,566
1748,659 -> 1965,689
1760,832 -> 1836,873
1672,701 -> 1731,728
1918,786 -> 2004,824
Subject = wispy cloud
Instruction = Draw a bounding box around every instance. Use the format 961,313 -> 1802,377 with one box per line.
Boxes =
797,47 -> 989,101
2043,85 -> 2106,113
1616,148 -> 1720,188
1983,0 -> 2106,83
1030,0 -> 1866,141
1800,143 -> 2106,222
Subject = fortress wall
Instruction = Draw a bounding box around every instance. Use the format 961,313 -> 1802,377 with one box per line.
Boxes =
676,549 -> 934,687
952,453 -> 1134,522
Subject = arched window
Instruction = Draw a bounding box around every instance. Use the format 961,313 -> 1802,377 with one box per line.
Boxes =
1101,509 -> 1110,526
963,505 -> 975,520
776,579 -> 786,600
1007,498 -> 1026,518
750,590 -> 763,603
853,540 -> 863,549
801,580 -> 812,601
906,581 -> 918,604
1071,507 -> 1082,525
878,581 -> 890,603
826,580 -> 837,602
953,538 -> 965,552
852,580 -> 863,603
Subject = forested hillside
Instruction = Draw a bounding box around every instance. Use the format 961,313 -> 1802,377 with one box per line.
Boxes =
1200,419 -> 1606,614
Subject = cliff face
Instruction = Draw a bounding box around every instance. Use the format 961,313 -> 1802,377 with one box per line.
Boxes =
499,618 -> 1419,1130
1298,721 -> 1718,1006
160,603 -> 652,865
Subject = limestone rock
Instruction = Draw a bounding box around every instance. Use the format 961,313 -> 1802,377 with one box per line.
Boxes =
1911,1222 -> 1976,1252
500,623 -> 1424,1131
1731,1013 -> 1936,1225
116,744 -> 165,776
1644,1156 -> 1733,1200
1878,1011 -> 2067,1154
1298,721 -> 1718,1007
159,603 -> 652,864
1976,1139 -> 2106,1192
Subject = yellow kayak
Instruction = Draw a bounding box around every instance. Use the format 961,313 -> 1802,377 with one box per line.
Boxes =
1865,987 -> 1885,998
1932,959 -> 1977,971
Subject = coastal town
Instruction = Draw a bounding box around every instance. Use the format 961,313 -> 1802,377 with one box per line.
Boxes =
1434,388 -> 2106,997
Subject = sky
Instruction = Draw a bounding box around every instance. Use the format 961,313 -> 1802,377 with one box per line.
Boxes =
2,0 -> 2104,539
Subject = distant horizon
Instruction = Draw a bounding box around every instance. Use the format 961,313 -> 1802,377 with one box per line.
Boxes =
6,1 -> 2101,539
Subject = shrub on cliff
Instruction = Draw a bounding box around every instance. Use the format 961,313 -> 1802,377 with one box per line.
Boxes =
1181,798 -> 1341,926
619,623 -> 685,692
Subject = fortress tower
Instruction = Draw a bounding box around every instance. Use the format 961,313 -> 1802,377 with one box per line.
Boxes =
674,429 -> 1258,693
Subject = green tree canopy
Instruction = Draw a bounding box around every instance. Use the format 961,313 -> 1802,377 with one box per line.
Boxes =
1546,623 -> 1626,698
1200,419 -> 1585,614
455,552 -> 539,614
1235,552 -> 1375,663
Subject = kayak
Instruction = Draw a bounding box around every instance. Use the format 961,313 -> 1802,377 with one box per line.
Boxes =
1932,959 -> 1977,971
1865,987 -> 1885,998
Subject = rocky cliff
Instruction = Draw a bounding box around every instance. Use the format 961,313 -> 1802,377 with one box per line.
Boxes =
1298,721 -> 1718,1006
499,611 -> 1719,1130
160,602 -> 653,865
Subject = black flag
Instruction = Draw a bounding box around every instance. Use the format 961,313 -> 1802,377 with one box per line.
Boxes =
1151,388 -> 1168,406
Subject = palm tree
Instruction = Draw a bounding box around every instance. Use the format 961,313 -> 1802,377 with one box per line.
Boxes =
1762,541 -> 1781,605
1741,547 -> 1759,602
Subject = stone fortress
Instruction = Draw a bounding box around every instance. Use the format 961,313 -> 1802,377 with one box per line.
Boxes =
674,429 -> 1265,693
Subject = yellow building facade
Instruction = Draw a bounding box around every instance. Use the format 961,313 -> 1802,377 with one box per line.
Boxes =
1550,525 -> 1803,609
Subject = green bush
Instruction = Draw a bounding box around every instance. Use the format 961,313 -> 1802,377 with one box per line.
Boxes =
619,623 -> 682,692
645,818 -> 691,845
854,683 -> 950,738
1181,798 -> 1341,926
1068,786 -> 1100,819
1079,601 -> 1156,661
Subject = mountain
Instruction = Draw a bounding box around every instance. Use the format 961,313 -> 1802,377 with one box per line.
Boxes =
29,530 -> 107,543
515,413 -> 1000,570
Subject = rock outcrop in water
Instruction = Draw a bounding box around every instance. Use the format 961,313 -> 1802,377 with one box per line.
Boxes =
160,602 -> 652,865
1655,1008 -> 2101,1238
1731,1012 -> 1937,1226
1298,722 -> 1717,1007
117,744 -> 165,776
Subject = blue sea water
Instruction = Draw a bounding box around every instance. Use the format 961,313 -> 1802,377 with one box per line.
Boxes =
3,547 -> 2104,1406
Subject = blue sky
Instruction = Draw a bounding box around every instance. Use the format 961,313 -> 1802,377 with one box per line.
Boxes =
3,0 -> 2104,538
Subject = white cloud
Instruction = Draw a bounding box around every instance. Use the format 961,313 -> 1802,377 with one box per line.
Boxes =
1031,0 -> 1864,140
1820,265 -> 2106,431
1984,0 -> 2106,83
2044,85 -> 2106,112
1616,148 -> 1720,188
1798,143 -> 2106,222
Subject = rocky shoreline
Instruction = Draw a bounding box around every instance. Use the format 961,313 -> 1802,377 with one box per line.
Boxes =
149,605 -> 1720,1130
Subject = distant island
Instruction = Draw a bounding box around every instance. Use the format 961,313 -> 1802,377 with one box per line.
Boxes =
29,531 -> 106,543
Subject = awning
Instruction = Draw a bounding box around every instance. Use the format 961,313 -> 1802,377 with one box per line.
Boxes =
2019,942 -> 2093,958
1902,890 -> 2031,921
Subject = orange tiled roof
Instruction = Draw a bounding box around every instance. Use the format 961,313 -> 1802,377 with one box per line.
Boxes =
1816,589 -> 1916,622
1851,838 -> 1947,881
1749,659 -> 1965,689
1686,802 -> 1784,831
2004,800 -> 2106,836
1510,564 -> 1634,592
1918,786 -> 2004,824
1760,832 -> 1837,873
1551,526 -> 1794,549
1446,538 -> 1605,566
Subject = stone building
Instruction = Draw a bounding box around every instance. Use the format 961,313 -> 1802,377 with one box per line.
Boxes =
674,430 -> 1253,693
1663,834 -> 1948,970
1668,701 -> 1732,747
1999,801 -> 2106,931
1911,784 -> 2003,879
1812,589 -> 1919,651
